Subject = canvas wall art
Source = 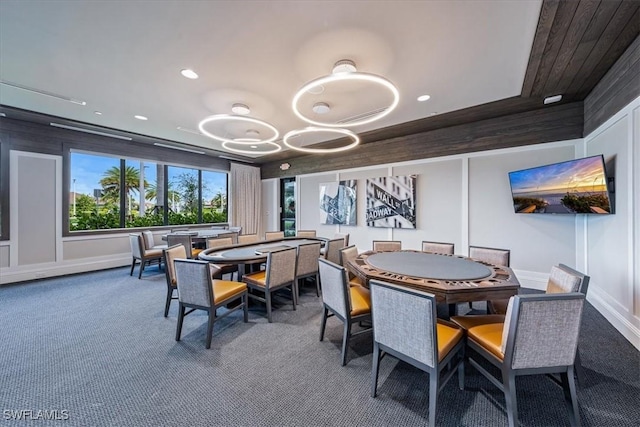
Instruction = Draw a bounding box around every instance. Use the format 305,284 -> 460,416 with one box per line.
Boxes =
319,180 -> 357,225
366,175 -> 416,228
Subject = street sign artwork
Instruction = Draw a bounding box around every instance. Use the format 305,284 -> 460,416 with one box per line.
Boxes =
366,175 -> 416,228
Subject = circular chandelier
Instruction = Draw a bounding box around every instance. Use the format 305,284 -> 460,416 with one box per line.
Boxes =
198,114 -> 279,144
283,127 -> 360,153
221,140 -> 282,155
292,60 -> 399,128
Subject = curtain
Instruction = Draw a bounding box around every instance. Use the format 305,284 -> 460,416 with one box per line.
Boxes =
230,163 -> 262,235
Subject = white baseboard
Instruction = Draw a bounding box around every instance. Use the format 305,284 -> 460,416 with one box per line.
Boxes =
587,289 -> 640,351
0,255 -> 131,285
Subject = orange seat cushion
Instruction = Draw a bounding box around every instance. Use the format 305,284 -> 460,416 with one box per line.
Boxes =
213,280 -> 247,305
436,322 -> 464,362
191,248 -> 204,258
349,285 -> 371,316
467,323 -> 505,361
244,270 -> 266,287
450,314 -> 506,331
349,277 -> 364,287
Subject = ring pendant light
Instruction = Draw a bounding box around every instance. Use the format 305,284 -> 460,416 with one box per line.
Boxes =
198,114 -> 279,144
292,72 -> 400,127
283,127 -> 360,153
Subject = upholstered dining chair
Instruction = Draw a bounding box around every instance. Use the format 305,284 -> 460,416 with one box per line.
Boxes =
369,280 -> 464,427
339,245 -> 364,287
205,237 -> 238,280
167,233 -> 202,259
460,293 -> 586,427
469,245 -> 510,266
162,244 -> 187,317
324,237 -> 345,265
265,230 -> 285,240
238,233 -> 260,245
174,259 -> 248,349
243,246 -> 298,323
422,241 -> 455,255
318,258 -> 372,366
295,241 -> 322,297
296,230 -> 317,238
334,232 -> 350,246
454,264 -> 591,384
217,231 -> 239,244
142,230 -> 168,251
372,240 -> 402,252
129,233 -> 163,279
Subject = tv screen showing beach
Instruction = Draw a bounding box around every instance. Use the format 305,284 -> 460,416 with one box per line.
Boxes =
508,155 -> 612,214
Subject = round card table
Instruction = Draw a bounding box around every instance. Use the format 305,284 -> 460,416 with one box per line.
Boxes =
348,250 -> 520,308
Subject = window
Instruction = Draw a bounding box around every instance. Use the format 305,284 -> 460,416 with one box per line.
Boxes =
69,151 -> 227,231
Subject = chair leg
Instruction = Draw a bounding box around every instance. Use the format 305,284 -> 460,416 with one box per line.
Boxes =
319,307 -> 328,341
371,342 -> 381,397
428,368 -> 439,427
458,352 -> 466,390
291,283 -> 297,310
175,303 -> 185,341
562,367 -> 582,427
242,292 -> 249,322
341,321 -> 351,366
503,370 -> 518,427
164,288 -> 173,317
266,291 -> 273,323
138,260 -> 145,279
205,308 -> 215,349
130,258 -> 136,276
574,348 -> 585,385
315,273 -> 320,297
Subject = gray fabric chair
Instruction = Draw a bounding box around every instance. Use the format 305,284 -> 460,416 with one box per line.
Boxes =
129,233 -> 163,279
205,237 -> 238,280
265,231 -> 285,240
370,280 -> 465,427
334,233 -> 349,246
469,245 -> 510,266
217,231 -> 239,244
339,245 -> 364,287
162,244 -> 188,317
238,233 -> 259,244
243,247 -> 298,323
167,233 -> 202,259
318,258 -> 372,366
296,230 -> 317,238
174,259 -> 248,349
295,241 -> 322,297
461,293 -> 586,427
324,237 -> 345,265
372,240 -> 402,251
142,230 -> 168,251
422,241 -> 454,255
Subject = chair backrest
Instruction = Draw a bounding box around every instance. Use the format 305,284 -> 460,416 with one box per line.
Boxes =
174,259 -> 214,308
171,228 -> 189,233
238,234 -> 259,245
228,226 -> 242,234
167,234 -> 194,258
370,280 -> 439,368
206,237 -> 233,249
546,264 -> 590,295
318,258 -> 351,319
217,232 -> 238,244
373,240 -> 402,252
142,230 -> 156,249
264,247 -> 297,289
334,233 -> 349,246
422,241 -> 454,255
296,241 -> 322,276
501,293 -> 585,370
324,238 -> 345,265
339,245 -> 359,279
265,231 -> 285,240
469,245 -> 510,267
129,233 -> 144,258
297,230 -> 317,238
164,244 -> 188,288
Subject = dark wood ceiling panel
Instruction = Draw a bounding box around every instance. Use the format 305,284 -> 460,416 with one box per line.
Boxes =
571,3 -> 640,98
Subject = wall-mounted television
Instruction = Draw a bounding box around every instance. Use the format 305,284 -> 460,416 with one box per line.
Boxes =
508,155 -> 613,214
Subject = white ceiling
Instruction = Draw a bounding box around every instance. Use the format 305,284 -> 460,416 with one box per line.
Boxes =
0,0 -> 542,158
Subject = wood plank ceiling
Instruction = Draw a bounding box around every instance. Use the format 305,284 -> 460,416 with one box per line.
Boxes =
259,0 -> 640,178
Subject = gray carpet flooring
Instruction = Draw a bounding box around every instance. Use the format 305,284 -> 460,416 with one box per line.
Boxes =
0,266 -> 638,426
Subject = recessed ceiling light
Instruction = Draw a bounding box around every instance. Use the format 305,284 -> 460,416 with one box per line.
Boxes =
180,69 -> 198,79
0,112 -> 6,117
134,115 -> 148,120
430,112 -> 438,116
231,103 -> 250,115
544,94 -> 563,105
312,102 -> 330,114
94,111 -> 102,115
332,59 -> 357,74
251,145 -> 258,149
417,94 -> 431,102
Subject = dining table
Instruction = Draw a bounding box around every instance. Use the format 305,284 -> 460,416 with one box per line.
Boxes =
348,250 -> 520,316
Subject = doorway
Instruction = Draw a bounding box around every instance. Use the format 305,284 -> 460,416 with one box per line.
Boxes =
280,177 -> 295,236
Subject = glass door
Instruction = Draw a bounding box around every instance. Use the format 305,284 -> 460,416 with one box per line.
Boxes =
280,177 -> 296,236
